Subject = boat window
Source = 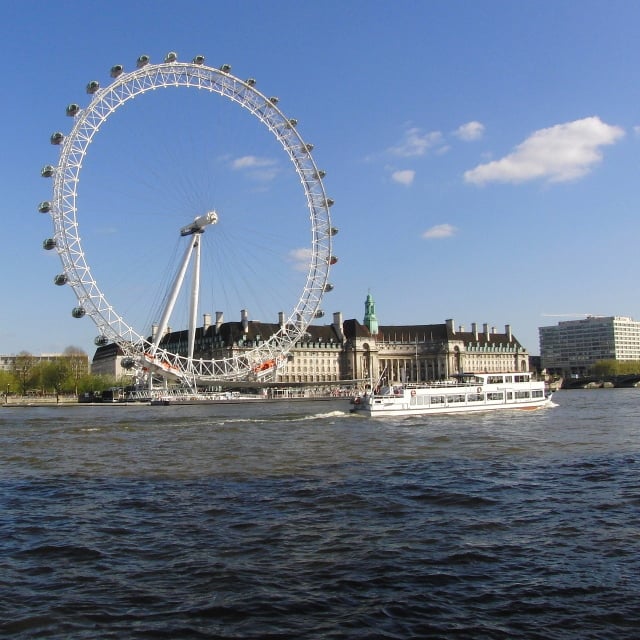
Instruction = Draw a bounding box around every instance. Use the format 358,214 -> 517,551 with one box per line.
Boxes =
487,375 -> 504,384
446,394 -> 465,403
486,392 -> 504,401
467,393 -> 484,402
430,395 -> 445,405
506,392 -> 513,400
532,390 -> 544,398
515,390 -> 530,399
514,375 -> 530,383
504,376 -> 513,383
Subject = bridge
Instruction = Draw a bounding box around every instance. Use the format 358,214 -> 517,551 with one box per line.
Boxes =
561,374 -> 640,389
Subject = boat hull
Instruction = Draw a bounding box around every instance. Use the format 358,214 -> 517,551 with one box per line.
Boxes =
351,374 -> 552,418
352,397 -> 551,417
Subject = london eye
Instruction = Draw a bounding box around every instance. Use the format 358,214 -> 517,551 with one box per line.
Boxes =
40,52 -> 336,390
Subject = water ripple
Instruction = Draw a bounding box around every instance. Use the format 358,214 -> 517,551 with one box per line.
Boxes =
1,391 -> 640,638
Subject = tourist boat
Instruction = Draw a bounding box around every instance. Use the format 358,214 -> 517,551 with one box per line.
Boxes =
351,372 -> 552,417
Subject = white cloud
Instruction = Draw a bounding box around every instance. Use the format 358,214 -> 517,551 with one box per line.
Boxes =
391,169 -> 415,186
231,155 -> 279,182
455,121 -> 485,141
423,223 -> 457,239
464,116 -> 624,185
389,127 -> 443,157
288,247 -> 312,271
232,155 -> 276,169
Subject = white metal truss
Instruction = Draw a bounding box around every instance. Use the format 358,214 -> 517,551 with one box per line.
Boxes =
42,53 -> 335,386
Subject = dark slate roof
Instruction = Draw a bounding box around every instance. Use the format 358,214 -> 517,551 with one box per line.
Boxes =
453,329 -> 522,348
376,323 -> 449,342
342,318 -> 371,339
92,343 -> 125,362
157,320 -> 345,346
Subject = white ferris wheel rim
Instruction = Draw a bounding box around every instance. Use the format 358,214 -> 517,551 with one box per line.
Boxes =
45,53 -> 334,383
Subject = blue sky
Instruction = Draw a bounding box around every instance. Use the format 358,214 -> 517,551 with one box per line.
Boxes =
3,0 -> 640,357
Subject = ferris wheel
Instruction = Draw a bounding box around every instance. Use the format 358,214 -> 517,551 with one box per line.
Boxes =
40,52 -> 336,387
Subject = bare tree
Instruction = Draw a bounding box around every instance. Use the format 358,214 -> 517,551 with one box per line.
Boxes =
12,352 -> 36,396
63,346 -> 88,396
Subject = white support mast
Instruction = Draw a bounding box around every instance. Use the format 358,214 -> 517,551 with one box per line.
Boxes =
188,236 -> 201,361
152,211 -> 218,355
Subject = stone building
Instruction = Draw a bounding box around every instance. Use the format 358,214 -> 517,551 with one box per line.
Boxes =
91,294 -> 530,386
347,293 -> 529,384
90,343 -> 133,379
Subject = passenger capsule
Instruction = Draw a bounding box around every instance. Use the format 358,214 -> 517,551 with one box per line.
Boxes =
315,169 -> 326,179
86,80 -> 100,94
110,64 -> 124,78
38,201 -> 52,213
43,238 -> 57,250
66,103 -> 80,117
53,274 -> 68,286
323,283 -> 334,292
330,227 -> 339,236
94,335 -> 109,346
50,132 -> 64,145
137,55 -> 150,68
328,256 -> 338,265
219,63 -> 231,72
71,306 -> 86,319
41,165 -> 55,178
314,310 -> 325,319
164,51 -> 177,63
326,198 -> 335,207
121,357 -> 136,369
246,78 -> 256,86
303,143 -> 314,152
269,96 -> 279,105
286,118 -> 298,129
193,55 -> 205,65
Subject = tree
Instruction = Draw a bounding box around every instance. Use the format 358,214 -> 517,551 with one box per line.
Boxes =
62,346 -> 88,395
592,359 -> 640,376
0,369 -> 12,400
45,361 -> 71,395
77,373 -> 119,394
12,352 -> 37,396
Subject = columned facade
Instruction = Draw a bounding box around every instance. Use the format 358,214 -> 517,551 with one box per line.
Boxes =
92,301 -> 530,386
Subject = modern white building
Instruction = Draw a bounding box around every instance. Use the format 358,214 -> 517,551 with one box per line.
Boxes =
539,315 -> 640,376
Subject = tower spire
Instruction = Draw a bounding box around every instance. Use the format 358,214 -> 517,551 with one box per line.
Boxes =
363,290 -> 379,335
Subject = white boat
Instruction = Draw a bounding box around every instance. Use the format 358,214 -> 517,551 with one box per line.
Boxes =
351,372 -> 552,417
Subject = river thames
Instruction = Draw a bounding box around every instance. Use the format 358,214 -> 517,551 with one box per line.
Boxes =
1,389 -> 638,639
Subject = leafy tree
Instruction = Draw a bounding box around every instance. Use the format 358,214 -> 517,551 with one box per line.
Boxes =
40,360 -> 70,396
12,352 -> 37,396
0,369 -> 13,399
591,360 -> 640,376
62,346 -> 88,395
77,373 -> 119,394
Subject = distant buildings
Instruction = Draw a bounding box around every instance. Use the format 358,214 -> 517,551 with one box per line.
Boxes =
539,315 -> 640,376
91,294 -> 531,385
0,353 -> 89,374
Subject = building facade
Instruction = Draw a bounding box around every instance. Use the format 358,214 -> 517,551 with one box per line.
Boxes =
352,293 -> 529,384
539,315 -> 640,376
93,296 -> 530,386
90,343 -> 135,379
0,353 -> 89,374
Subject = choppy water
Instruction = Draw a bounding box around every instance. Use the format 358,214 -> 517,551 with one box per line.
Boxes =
1,390 -> 639,639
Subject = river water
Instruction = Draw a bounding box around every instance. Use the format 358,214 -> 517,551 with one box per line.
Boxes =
1,390 -> 638,639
